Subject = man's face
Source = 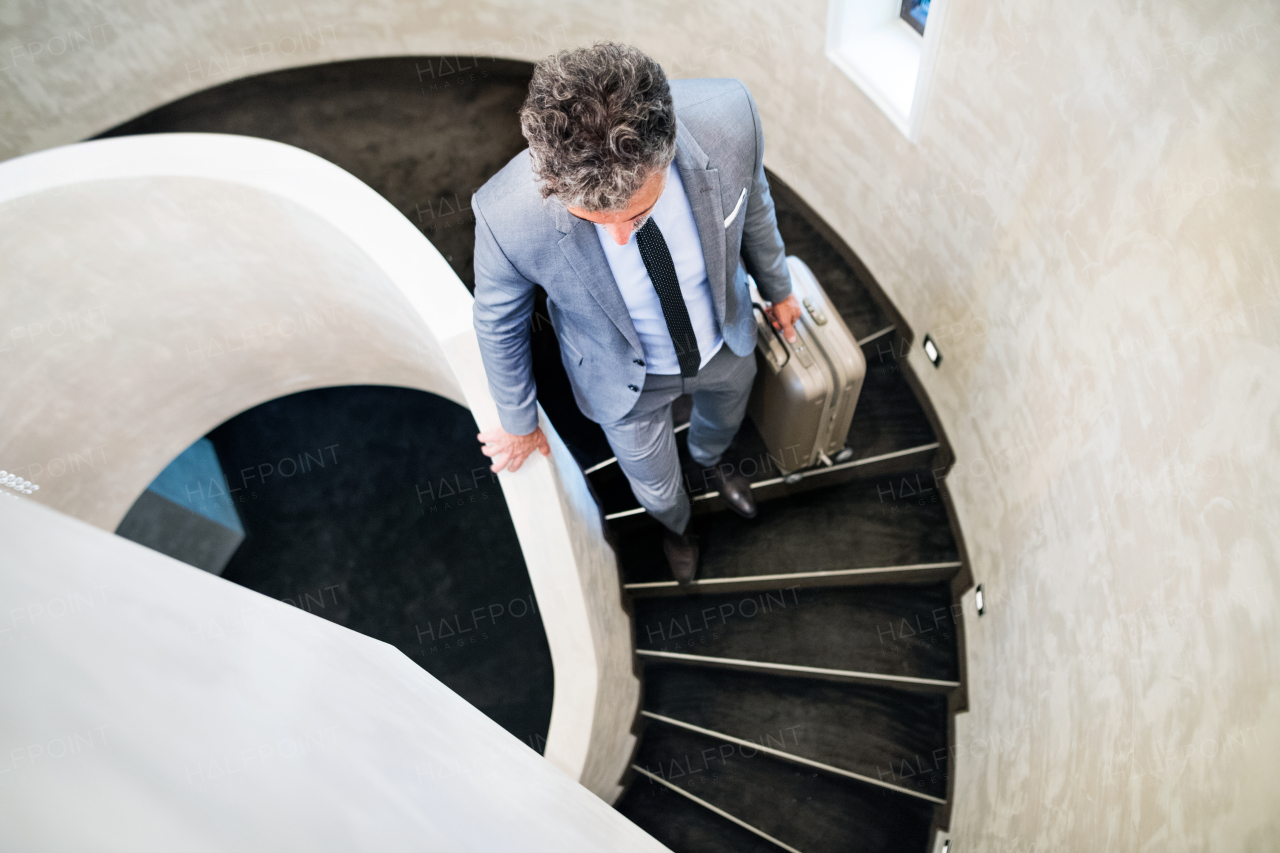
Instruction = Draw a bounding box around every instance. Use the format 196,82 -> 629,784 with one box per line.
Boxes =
566,165 -> 669,246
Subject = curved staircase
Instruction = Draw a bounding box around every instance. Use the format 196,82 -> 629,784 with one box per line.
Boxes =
98,56 -> 971,852
603,329 -> 967,852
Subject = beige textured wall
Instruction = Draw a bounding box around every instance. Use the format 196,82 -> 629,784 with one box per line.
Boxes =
2,0 -> 1277,848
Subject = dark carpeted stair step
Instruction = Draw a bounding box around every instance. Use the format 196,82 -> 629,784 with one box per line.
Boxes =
626,719 -> 938,853
618,470 -> 959,593
633,582 -> 961,687
845,334 -> 936,466
640,666 -> 950,802
768,174 -> 894,345
614,773 -> 790,853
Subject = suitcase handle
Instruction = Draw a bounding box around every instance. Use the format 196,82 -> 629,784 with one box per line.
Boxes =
752,305 -> 790,372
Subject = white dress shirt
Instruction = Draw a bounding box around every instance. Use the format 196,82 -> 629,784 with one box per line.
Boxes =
594,159 -> 724,375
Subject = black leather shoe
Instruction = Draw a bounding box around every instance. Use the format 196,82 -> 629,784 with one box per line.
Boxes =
708,465 -> 758,519
663,527 -> 699,585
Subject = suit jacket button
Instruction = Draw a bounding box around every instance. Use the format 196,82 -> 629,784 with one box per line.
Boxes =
633,358 -> 645,366
628,384 -> 640,392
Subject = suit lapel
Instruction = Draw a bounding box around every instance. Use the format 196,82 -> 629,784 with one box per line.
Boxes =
674,119 -> 728,324
550,196 -> 643,353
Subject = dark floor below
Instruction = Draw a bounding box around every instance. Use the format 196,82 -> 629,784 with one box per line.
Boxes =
209,385 -> 553,751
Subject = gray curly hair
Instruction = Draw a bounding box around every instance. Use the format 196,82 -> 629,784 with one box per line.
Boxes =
520,42 -> 677,213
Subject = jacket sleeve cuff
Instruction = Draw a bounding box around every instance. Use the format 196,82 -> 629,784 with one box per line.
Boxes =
496,402 -> 540,437
759,274 -> 793,304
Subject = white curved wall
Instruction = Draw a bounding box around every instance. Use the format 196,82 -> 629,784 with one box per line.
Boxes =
2,1 -> 1279,847
0,133 -> 637,802
0,494 -> 665,853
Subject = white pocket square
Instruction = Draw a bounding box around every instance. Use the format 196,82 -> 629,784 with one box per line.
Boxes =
723,187 -> 747,228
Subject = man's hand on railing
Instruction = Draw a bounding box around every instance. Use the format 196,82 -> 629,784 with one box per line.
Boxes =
477,425 -> 551,473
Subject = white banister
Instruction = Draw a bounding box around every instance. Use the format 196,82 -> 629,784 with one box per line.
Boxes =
0,134 -> 638,802
0,495 -> 663,850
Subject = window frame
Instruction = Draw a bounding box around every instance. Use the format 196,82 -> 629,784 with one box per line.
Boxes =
824,0 -> 951,142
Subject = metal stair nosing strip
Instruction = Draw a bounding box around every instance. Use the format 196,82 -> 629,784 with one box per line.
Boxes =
624,560 -> 963,593
855,325 -> 896,347
641,711 -> 948,805
629,764 -> 806,853
635,649 -> 961,693
603,442 -> 942,520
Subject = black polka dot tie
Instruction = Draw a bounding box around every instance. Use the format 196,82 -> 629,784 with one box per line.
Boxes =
635,218 -> 700,377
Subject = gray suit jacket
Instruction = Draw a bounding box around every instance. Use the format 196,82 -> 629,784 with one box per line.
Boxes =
472,77 -> 793,435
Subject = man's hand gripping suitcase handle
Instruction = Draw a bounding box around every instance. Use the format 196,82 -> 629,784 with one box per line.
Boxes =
765,294 -> 802,343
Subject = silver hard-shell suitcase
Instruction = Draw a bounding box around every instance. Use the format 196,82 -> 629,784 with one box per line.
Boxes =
747,255 -> 866,475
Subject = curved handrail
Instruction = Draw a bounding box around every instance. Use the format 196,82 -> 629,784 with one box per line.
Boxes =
0,133 -> 637,801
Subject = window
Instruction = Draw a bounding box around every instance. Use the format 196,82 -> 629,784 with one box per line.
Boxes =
901,0 -> 930,35
825,0 -> 949,141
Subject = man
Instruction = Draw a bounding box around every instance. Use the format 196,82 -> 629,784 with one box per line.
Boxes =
472,42 -> 800,584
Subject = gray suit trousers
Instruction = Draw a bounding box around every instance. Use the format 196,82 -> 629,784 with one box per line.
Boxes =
598,344 -> 757,534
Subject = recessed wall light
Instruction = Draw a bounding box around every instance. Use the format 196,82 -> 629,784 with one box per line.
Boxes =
0,470 -> 39,495
923,334 -> 942,367
975,584 -> 985,616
